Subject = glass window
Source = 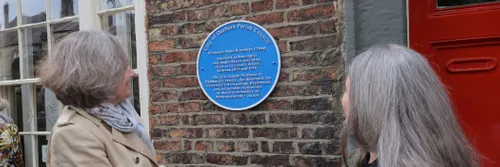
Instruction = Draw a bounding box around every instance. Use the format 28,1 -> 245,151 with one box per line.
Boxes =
21,0 -> 46,24
51,0 -> 79,20
22,26 -> 47,79
101,0 -> 134,10
0,0 -> 18,29
101,10 -> 136,69
438,0 -> 500,7
0,1 -> 147,166
0,30 -> 19,81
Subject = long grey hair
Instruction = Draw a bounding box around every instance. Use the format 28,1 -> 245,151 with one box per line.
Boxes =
341,44 -> 478,167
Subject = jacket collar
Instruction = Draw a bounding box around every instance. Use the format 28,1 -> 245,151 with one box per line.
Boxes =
69,105 -> 159,166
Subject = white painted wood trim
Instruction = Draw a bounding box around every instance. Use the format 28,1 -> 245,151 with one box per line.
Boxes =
134,0 -> 150,132
79,0 -> 100,30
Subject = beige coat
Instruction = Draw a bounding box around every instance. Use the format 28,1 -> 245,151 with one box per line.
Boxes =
46,105 -> 159,167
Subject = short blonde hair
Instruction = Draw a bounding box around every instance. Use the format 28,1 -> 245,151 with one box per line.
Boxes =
38,30 -> 128,108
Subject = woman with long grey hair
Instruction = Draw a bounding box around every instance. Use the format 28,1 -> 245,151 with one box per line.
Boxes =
341,44 -> 478,167
39,30 -> 158,166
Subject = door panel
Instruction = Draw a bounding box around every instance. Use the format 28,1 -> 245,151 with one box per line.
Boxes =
410,1 -> 500,166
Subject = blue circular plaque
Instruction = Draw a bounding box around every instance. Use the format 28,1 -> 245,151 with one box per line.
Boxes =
197,20 -> 281,110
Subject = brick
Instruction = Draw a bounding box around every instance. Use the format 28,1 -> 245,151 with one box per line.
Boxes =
237,141 -> 258,152
193,114 -> 223,125
178,64 -> 197,75
252,128 -> 298,139
269,112 -> 333,124
303,0 -> 314,5
152,128 -> 168,139
154,140 -> 182,151
319,19 -> 336,33
164,153 -> 204,164
161,25 -> 180,36
184,140 -> 193,150
250,155 -> 290,166
151,66 -> 176,77
152,116 -> 179,126
162,103 -> 179,113
315,127 -> 337,139
194,0 -> 230,7
253,100 -> 292,110
293,156 -> 341,167
151,104 -> 161,115
247,12 -> 284,25
298,23 -> 317,36
206,154 -> 248,165
272,81 -> 336,97
195,141 -> 213,151
302,128 -> 315,139
323,140 -> 340,154
161,1 -> 195,11
160,51 -> 198,63
292,98 -> 332,111
261,141 -> 270,153
276,0 -> 300,9
230,3 -> 250,16
290,36 -> 337,51
288,4 -> 335,22
278,40 -> 287,53
178,36 -> 205,49
251,0 -> 273,13
206,128 -> 249,138
163,77 -> 198,88
180,89 -> 206,101
318,0 -> 335,2
180,22 -> 208,35
149,40 -> 175,51
292,67 -> 337,82
181,115 -> 190,125
216,141 -> 235,152
267,26 -> 296,38
298,142 -> 322,155
149,11 -> 186,25
167,128 -> 203,139
150,55 -> 159,65
187,5 -> 230,21
151,89 -> 178,102
281,50 -> 343,68
225,113 -> 266,125
201,101 -> 224,111
178,102 -> 202,112
150,78 -> 162,88
273,142 -> 295,153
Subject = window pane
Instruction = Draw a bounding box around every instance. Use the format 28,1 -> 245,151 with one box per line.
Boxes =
51,0 -> 79,20
438,0 -> 500,7
51,20 -> 79,44
130,76 -> 140,115
22,26 -> 48,79
0,30 -> 19,81
0,0 -> 17,29
102,11 -> 136,69
37,135 -> 48,166
35,85 -> 59,132
21,0 -> 46,24
0,85 -> 23,131
101,0 -> 134,10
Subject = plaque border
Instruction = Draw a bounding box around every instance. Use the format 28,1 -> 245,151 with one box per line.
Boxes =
196,20 -> 281,111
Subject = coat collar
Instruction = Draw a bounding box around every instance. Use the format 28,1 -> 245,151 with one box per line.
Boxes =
69,105 -> 159,166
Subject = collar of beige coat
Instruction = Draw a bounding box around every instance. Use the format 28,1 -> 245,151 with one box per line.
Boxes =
56,105 -> 159,166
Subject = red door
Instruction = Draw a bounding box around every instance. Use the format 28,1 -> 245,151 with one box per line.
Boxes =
409,0 -> 500,166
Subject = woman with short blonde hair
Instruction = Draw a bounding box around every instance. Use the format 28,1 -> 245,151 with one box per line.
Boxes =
341,44 -> 478,167
40,30 -> 158,167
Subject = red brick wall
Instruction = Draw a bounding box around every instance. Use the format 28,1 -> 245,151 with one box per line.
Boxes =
146,0 -> 345,166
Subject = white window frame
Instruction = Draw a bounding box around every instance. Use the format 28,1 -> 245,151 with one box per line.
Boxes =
0,0 -> 149,166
